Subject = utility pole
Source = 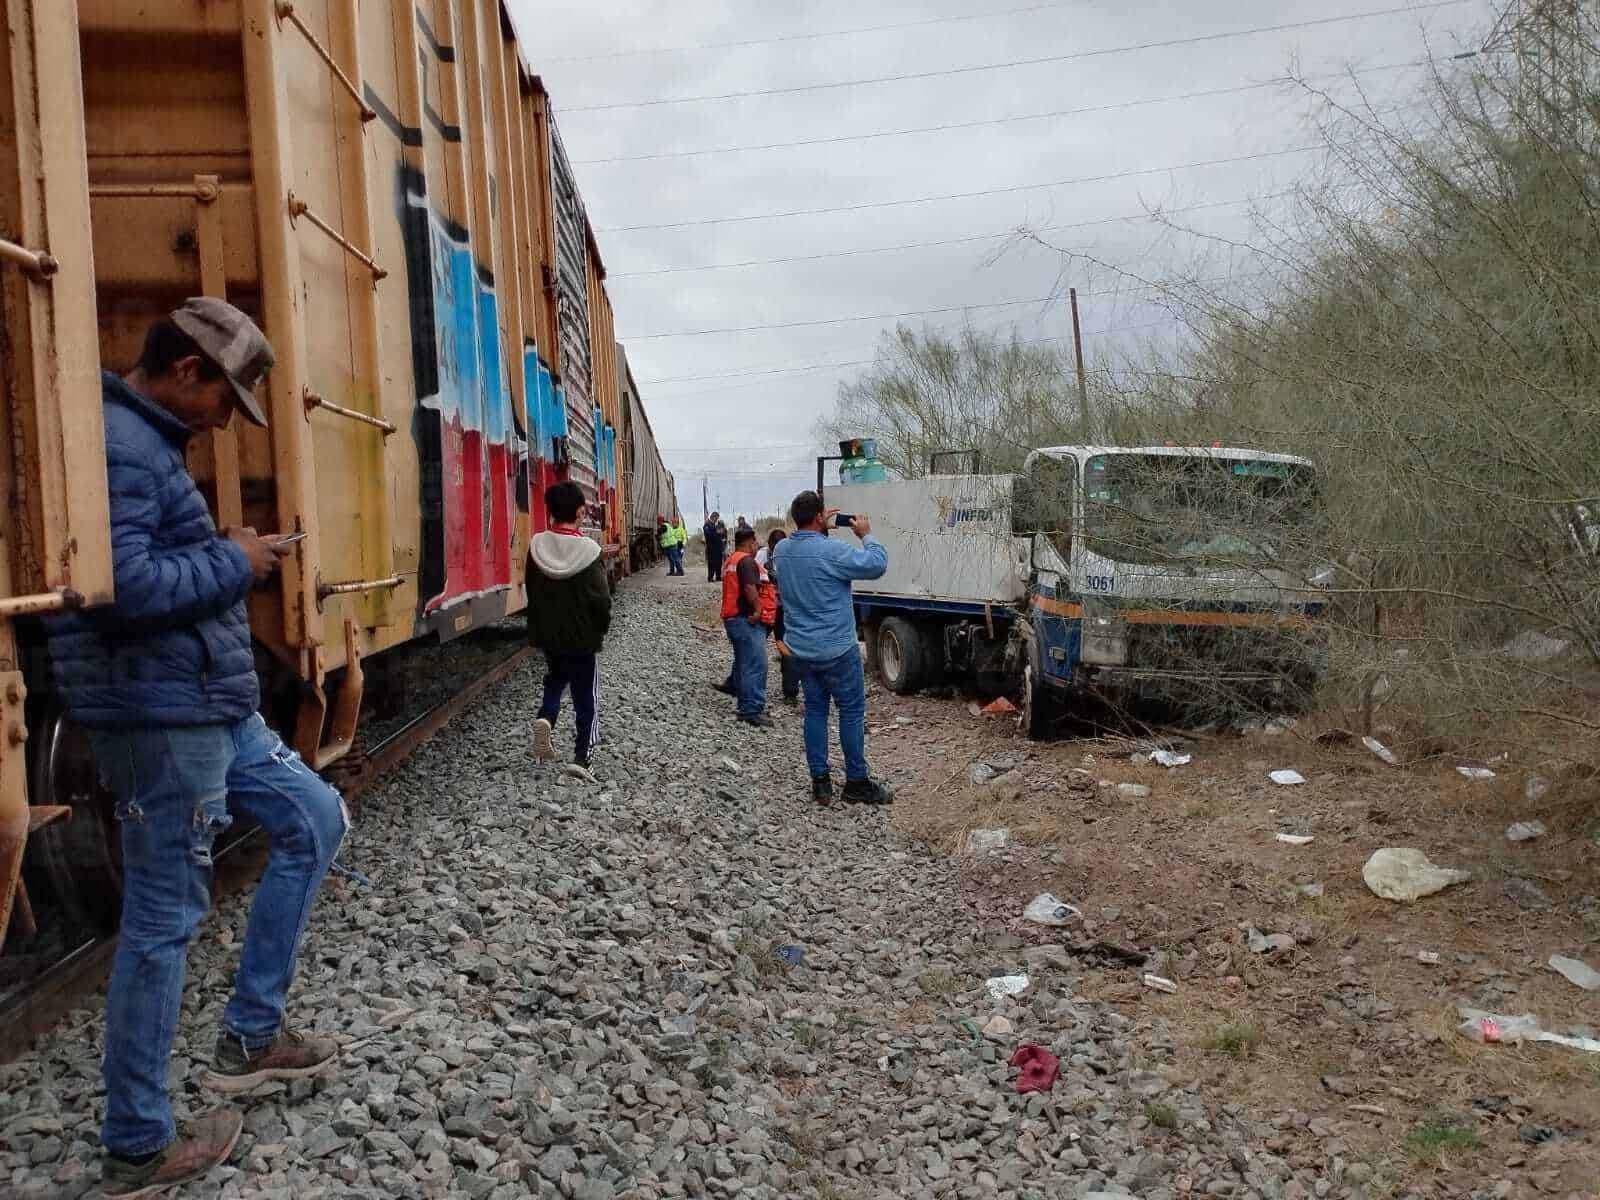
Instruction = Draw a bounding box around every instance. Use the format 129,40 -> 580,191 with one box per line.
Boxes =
702,476 -> 708,519
1070,286 -> 1090,439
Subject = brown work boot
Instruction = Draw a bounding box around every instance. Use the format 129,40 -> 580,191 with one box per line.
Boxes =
202,1028 -> 338,1094
100,1107 -> 242,1197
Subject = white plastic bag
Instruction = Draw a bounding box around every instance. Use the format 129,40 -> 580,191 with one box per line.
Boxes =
1458,1005 -> 1600,1053
1362,847 -> 1471,902
1022,893 -> 1081,926
984,974 -> 1030,1003
1362,736 -> 1398,765
965,828 -> 1011,854
1549,955 -> 1600,991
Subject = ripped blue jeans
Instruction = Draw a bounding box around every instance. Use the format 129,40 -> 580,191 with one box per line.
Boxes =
86,713 -> 348,1156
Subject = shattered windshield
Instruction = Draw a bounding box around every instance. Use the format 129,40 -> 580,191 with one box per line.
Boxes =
1083,453 -> 1319,567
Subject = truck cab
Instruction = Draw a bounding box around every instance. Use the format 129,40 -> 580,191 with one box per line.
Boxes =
830,443 -> 1328,738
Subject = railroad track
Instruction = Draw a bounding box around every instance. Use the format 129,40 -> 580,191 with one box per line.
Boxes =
0,645 -> 534,1063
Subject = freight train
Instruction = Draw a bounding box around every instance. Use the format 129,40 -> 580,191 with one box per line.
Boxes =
0,1 -> 679,956
619,346 -> 680,574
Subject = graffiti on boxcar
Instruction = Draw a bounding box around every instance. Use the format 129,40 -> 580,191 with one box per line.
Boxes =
523,345 -> 568,534
399,174 -> 527,626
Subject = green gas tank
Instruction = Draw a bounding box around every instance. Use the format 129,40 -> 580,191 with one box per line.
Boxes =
838,437 -> 889,483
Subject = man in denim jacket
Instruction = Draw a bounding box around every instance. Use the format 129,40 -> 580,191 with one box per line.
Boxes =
771,490 -> 892,806
46,299 -> 347,1196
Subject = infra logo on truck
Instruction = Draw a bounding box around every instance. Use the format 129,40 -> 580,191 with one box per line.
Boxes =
935,497 -> 995,529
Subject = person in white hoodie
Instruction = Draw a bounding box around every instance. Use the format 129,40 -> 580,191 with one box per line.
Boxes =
525,481 -> 613,767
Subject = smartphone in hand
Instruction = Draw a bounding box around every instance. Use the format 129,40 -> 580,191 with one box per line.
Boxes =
832,513 -> 856,529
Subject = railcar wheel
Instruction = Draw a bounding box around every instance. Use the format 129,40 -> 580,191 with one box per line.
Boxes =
29,704 -> 123,932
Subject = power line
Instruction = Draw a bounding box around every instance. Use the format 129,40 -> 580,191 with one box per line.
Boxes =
637,269 -> 1258,368
598,145 -> 1319,234
543,1 -> 1075,63
672,472 -> 818,482
656,365 -> 1217,435
576,61 -> 1424,165
610,192 -> 1288,279
616,230 -> 1001,279
630,295 -> 1061,341
657,441 -> 825,452
638,302 -> 1051,385
645,321 -> 1186,401
653,356 -> 878,387
559,2 -> 1471,113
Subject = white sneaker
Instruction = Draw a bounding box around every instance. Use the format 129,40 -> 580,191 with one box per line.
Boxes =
531,718 -> 555,761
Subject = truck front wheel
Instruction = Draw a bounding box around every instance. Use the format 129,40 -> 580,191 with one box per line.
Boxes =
877,617 -> 928,694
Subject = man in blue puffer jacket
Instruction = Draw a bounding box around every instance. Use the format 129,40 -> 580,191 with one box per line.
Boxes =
46,299 -> 348,1197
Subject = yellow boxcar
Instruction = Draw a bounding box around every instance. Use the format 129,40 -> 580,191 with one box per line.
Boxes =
0,0 -> 666,947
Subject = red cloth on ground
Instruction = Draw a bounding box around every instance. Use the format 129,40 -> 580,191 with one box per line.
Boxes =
1008,1043 -> 1060,1094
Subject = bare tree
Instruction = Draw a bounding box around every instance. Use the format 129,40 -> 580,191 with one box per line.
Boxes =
819,325 -> 1082,476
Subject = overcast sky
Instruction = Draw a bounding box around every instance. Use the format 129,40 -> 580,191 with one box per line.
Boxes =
505,0 -> 1498,521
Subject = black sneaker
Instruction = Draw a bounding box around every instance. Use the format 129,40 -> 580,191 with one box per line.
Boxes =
841,778 -> 893,805
712,681 -> 736,697
737,714 -> 774,728
812,774 -> 834,805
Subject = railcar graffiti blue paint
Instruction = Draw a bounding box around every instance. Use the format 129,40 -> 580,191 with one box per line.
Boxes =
400,176 -> 525,625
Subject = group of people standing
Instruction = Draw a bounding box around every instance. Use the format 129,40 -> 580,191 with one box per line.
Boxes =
654,499 -> 892,805
546,493 -> 892,807
715,525 -> 797,719
712,492 -> 892,807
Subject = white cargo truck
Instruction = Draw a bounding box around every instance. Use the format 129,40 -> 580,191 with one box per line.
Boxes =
825,443 -> 1329,737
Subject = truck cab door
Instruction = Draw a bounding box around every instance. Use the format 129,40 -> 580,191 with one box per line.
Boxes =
1015,456 -> 1078,685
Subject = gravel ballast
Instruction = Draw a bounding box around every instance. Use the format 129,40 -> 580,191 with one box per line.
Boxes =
1,580 -> 1357,1199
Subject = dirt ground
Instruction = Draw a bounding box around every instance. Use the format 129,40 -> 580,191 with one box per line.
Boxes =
650,564 -> 1598,1196
873,686 -> 1600,1198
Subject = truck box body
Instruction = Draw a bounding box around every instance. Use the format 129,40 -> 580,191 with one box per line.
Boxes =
831,475 -> 1026,611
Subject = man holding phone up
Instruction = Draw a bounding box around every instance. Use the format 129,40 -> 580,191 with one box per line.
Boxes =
771,490 -> 892,806
46,299 -> 348,1195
